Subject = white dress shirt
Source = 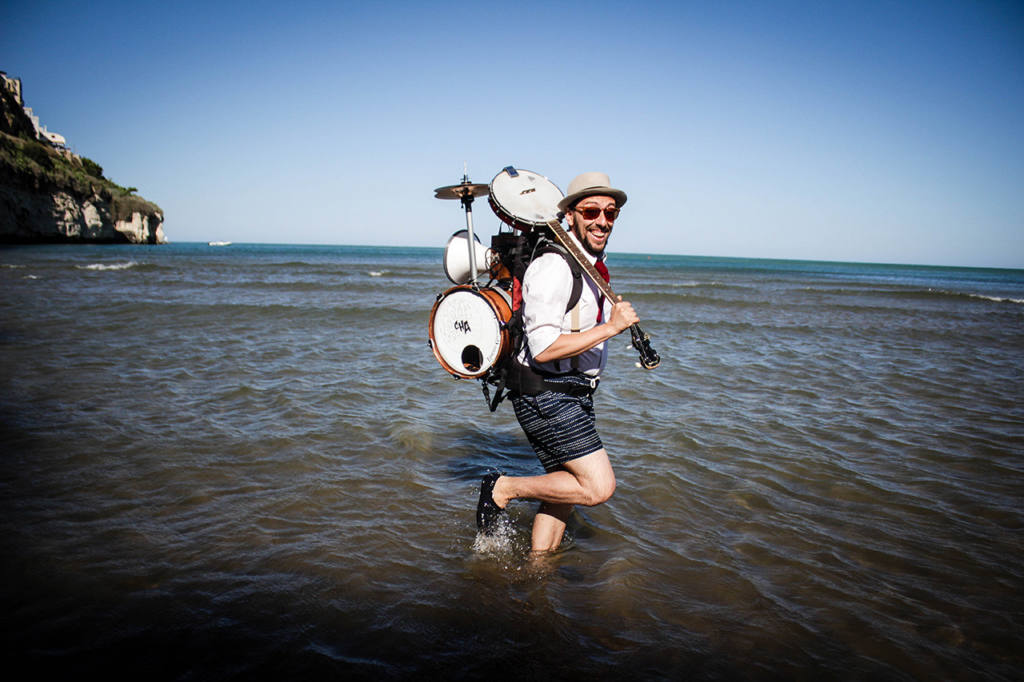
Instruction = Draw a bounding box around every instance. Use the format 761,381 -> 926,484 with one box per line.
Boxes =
517,232 -> 611,377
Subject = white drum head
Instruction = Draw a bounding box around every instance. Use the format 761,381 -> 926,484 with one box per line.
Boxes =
489,168 -> 564,228
443,230 -> 492,284
430,288 -> 509,378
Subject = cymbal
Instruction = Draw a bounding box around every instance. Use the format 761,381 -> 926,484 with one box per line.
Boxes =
434,183 -> 489,200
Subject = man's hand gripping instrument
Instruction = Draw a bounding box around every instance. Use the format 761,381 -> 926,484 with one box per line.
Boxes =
545,215 -> 661,370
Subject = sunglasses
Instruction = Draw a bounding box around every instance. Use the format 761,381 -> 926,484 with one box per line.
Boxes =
574,205 -> 620,221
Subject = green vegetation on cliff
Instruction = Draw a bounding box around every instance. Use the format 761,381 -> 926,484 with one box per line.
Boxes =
0,79 -> 161,223
0,132 -> 162,223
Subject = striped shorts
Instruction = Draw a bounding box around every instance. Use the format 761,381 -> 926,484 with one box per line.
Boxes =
511,375 -> 604,472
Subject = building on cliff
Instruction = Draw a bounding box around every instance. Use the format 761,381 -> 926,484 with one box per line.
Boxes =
25,107 -> 68,148
1,70 -> 166,244
0,71 -> 22,103
1,71 -> 69,150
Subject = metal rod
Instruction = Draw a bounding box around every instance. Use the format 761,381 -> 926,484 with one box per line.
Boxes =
463,192 -> 478,284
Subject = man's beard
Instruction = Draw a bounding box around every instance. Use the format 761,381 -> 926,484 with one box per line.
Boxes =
574,224 -> 605,257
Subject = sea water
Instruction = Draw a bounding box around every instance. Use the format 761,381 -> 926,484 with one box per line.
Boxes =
1,242 -> 1022,680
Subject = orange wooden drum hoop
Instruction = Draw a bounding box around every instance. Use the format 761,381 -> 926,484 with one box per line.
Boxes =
428,285 -> 512,379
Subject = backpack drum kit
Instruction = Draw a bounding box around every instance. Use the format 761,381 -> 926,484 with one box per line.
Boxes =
428,166 -> 660,387
428,168 -> 565,380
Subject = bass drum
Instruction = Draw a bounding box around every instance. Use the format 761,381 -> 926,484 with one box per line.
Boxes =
488,167 -> 564,232
428,286 -> 512,379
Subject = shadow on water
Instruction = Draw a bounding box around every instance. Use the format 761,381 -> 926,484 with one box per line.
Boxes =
1,532 -> 753,682
440,425 -> 539,482
0,420 -> 739,682
3,405 -> 1014,681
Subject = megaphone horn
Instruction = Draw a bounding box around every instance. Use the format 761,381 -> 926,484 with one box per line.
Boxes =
443,230 -> 492,284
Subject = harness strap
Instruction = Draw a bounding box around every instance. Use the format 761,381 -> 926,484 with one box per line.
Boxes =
503,362 -> 599,397
484,234 -> 589,410
570,302 -> 581,370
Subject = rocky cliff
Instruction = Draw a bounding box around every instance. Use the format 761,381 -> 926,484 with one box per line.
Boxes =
0,72 -> 165,244
0,181 -> 165,244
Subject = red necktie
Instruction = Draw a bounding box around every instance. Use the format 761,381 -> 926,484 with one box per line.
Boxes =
595,259 -> 610,321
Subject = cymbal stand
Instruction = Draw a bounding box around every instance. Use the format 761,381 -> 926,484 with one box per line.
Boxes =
433,167 -> 490,287
457,175 -> 480,284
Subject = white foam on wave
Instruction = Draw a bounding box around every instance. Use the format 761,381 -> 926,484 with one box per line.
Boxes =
669,280 -> 749,291
670,280 -> 718,288
367,270 -> 385,277
929,288 -> 1024,305
2,264 -> 40,280
77,261 -> 138,271
970,293 -> 1024,305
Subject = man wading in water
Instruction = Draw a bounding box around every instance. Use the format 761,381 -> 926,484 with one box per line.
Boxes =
477,172 -> 640,553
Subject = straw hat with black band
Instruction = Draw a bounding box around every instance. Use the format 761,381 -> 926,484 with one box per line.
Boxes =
557,172 -> 628,213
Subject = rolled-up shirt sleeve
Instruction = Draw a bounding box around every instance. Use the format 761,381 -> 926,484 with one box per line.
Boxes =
521,253 -> 573,359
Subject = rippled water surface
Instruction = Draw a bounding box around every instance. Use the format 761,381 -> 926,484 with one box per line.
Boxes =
1,243 -> 1022,680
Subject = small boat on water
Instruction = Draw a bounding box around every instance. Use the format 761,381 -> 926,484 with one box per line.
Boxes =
208,241 -> 232,247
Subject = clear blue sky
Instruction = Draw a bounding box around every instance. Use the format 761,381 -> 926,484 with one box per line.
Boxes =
3,0 -> 1022,267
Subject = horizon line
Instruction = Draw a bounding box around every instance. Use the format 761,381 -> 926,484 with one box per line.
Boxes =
158,240 -> 1024,272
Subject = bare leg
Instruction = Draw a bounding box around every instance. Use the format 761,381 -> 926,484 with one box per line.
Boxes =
491,449 -> 616,552
531,502 -> 573,553
492,448 -> 615,508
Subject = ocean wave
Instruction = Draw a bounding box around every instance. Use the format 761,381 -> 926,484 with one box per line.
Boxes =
906,288 -> 1024,305
834,285 -> 1023,305
623,279 -> 751,293
960,291 -> 1024,305
666,280 -> 726,288
77,261 -> 139,272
